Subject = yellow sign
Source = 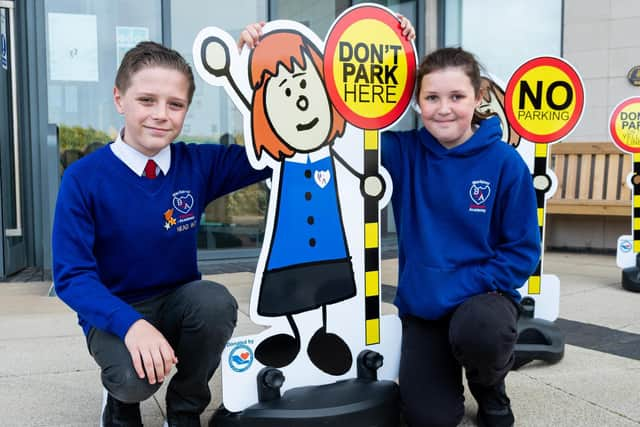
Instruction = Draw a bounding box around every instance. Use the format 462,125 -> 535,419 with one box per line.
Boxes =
324,6 -> 416,130
505,57 -> 584,143
610,97 -> 640,153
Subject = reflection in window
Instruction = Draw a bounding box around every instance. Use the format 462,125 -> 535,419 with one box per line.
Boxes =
443,0 -> 562,83
45,0 -> 162,174
171,0 -> 268,253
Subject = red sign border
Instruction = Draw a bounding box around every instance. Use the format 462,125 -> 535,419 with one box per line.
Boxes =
609,96 -> 640,153
505,56 -> 585,144
324,5 -> 416,130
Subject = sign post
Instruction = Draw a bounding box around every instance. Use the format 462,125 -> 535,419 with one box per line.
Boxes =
324,5 -> 416,346
505,56 -> 584,297
610,96 -> 640,292
504,56 -> 584,368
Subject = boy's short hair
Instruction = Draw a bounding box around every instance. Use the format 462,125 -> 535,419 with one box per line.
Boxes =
115,41 -> 196,104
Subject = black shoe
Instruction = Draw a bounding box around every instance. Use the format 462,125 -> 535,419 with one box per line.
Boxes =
470,381 -> 514,427
101,389 -> 143,427
307,327 -> 352,375
255,333 -> 300,368
165,412 -> 201,427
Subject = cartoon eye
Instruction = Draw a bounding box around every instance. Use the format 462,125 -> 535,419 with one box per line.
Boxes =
300,79 -> 307,89
285,87 -> 292,97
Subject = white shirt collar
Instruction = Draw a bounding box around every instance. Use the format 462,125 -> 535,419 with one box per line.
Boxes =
110,128 -> 171,176
287,145 -> 331,163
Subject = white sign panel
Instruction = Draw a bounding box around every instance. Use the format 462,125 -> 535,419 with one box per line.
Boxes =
47,13 -> 99,82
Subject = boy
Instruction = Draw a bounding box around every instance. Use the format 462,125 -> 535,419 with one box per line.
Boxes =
52,41 -> 269,427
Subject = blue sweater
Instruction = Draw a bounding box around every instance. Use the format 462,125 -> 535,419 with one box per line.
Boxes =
52,142 -> 270,339
381,116 -> 540,320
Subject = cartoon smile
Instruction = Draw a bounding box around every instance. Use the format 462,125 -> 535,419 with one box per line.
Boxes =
296,117 -> 319,131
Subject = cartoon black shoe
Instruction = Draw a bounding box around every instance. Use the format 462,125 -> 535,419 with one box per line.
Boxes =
307,325 -> 353,375
255,315 -> 301,368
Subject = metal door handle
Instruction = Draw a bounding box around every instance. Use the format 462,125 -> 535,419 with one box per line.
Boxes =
3,3 -> 21,237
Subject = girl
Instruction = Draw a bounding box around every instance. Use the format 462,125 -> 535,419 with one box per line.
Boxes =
381,47 -> 540,427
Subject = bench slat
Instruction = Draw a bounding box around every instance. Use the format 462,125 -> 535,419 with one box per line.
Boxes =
606,154 -> 620,200
546,200 -> 630,216
579,154 -> 592,199
591,154 -> 606,201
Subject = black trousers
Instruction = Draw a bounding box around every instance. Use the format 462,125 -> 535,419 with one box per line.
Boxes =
87,280 -> 238,417
399,292 -> 519,427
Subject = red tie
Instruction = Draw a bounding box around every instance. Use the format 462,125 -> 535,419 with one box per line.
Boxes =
144,159 -> 157,179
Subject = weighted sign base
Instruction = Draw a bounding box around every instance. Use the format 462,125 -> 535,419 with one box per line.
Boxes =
513,297 -> 565,370
622,266 -> 640,292
209,351 -> 400,427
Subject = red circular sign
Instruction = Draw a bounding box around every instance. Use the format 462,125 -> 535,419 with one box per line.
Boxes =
324,5 -> 416,130
609,96 -> 640,153
505,56 -> 584,143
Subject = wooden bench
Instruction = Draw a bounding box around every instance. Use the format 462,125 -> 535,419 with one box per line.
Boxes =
547,142 -> 631,216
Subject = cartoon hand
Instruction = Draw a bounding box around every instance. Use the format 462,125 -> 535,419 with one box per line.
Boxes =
362,175 -> 385,199
202,36 -> 231,77
397,14 -> 415,41
237,21 -> 266,51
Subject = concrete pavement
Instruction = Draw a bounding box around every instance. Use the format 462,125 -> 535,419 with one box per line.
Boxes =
1,251 -> 639,426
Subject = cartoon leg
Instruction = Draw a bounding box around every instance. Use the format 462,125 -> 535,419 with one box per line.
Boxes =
307,305 -> 353,376
255,314 -> 301,368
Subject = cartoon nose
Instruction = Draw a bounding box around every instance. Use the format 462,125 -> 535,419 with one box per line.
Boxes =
296,95 -> 308,111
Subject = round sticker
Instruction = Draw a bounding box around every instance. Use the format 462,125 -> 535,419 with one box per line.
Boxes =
609,96 -> 640,153
324,5 -> 416,130
505,57 -> 584,143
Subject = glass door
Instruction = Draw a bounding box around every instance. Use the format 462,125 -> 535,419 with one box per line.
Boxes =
0,0 -> 27,278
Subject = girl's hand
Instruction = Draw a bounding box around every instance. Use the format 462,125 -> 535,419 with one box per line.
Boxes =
237,22 -> 266,52
397,14 -> 416,41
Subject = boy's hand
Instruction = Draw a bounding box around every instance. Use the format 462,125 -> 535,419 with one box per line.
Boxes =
237,21 -> 265,52
397,14 -> 416,41
124,319 -> 178,385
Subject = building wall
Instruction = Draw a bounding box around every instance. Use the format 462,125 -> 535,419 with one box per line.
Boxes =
563,0 -> 640,142
543,0 -> 640,252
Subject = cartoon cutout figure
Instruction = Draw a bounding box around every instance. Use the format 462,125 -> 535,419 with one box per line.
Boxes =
196,25 -> 385,376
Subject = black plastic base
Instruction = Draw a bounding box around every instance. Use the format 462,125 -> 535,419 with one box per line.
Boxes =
512,297 -> 565,370
622,266 -> 640,292
209,378 -> 399,427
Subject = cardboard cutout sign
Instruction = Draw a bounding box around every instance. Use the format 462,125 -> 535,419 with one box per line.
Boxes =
611,97 -> 640,269
193,4 -> 413,412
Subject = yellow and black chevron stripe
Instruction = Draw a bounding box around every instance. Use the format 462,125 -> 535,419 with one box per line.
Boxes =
633,154 -> 640,253
528,143 -> 549,294
364,130 -> 380,345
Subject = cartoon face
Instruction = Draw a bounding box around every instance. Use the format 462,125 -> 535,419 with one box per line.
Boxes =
265,55 -> 331,152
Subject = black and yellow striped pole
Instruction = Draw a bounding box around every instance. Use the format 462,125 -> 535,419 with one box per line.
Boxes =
633,154 -> 640,254
364,129 -> 381,345
528,143 -> 551,295
324,5 -> 417,346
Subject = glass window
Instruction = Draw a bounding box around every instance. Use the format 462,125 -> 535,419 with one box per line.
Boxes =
44,0 -> 161,173
443,0 -> 562,83
171,0 -> 268,254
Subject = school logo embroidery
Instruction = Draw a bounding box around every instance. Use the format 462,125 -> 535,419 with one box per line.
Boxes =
165,190 -> 197,232
173,192 -> 194,214
469,180 -> 491,213
228,343 -> 254,373
314,169 -> 331,188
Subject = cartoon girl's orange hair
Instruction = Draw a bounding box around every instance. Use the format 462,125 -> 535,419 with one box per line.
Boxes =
249,30 -> 346,161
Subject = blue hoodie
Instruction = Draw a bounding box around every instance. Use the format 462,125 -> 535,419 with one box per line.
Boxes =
381,116 -> 540,320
